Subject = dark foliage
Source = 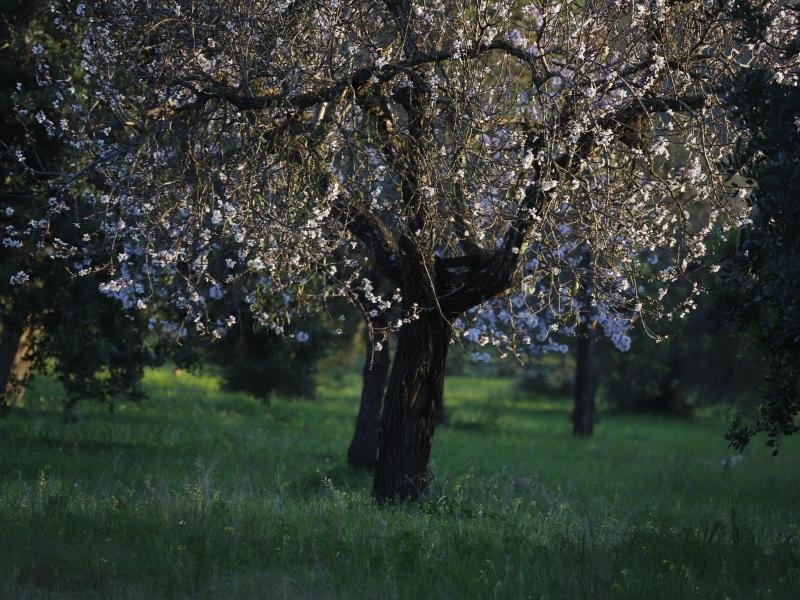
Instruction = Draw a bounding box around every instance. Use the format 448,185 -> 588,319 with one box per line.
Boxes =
213,315 -> 332,401
36,289 -> 157,411
517,353 -> 575,398
715,2 -> 800,452
599,301 -> 760,415
171,307 -> 333,402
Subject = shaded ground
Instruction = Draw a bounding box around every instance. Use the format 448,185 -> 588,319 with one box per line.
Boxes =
0,368 -> 798,598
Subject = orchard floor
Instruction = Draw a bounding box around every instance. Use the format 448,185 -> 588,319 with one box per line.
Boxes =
1,369 -> 799,599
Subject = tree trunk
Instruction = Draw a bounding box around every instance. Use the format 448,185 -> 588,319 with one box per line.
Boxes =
572,322 -> 597,436
572,248 -> 597,436
373,314 -> 450,503
0,320 -> 22,414
0,320 -> 38,412
347,322 -> 391,470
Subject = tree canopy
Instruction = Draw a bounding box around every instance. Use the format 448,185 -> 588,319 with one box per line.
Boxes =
11,0 -> 797,500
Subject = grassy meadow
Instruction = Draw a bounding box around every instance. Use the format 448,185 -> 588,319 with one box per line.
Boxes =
1,367 -> 799,599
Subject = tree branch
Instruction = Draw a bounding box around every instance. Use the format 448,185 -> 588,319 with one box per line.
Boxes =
197,41 -> 548,113
333,197 -> 402,282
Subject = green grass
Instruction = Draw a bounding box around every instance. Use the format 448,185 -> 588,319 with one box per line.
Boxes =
1,368 -> 799,599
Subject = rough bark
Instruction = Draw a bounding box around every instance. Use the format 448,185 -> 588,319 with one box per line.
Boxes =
347,316 -> 391,470
0,320 -> 38,412
373,313 -> 450,502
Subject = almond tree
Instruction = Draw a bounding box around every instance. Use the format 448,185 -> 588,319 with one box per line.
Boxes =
16,0 -> 793,501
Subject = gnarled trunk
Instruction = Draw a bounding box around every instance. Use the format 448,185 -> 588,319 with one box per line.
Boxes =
373,314 -> 450,503
347,321 -> 391,470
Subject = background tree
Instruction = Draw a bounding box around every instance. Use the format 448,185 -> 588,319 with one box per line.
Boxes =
1,0 -> 157,415
346,271 -> 392,469
600,282 -> 760,415
167,290 -> 334,403
346,312 -> 391,470
572,248 -> 599,436
24,0 -> 784,501
715,0 -> 800,453
1,0 -> 53,411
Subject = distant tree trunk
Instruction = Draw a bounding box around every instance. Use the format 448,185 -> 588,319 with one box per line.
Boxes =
656,351 -> 684,414
0,319 -> 38,412
373,313 -> 450,503
347,313 -> 391,470
572,249 -> 597,436
572,323 -> 597,436
0,320 -> 22,414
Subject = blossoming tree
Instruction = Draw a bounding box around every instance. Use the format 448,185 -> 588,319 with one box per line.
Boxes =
2,0 -> 159,416
17,0 -> 794,501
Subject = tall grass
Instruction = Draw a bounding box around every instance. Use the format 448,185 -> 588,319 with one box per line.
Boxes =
0,368 -> 798,598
